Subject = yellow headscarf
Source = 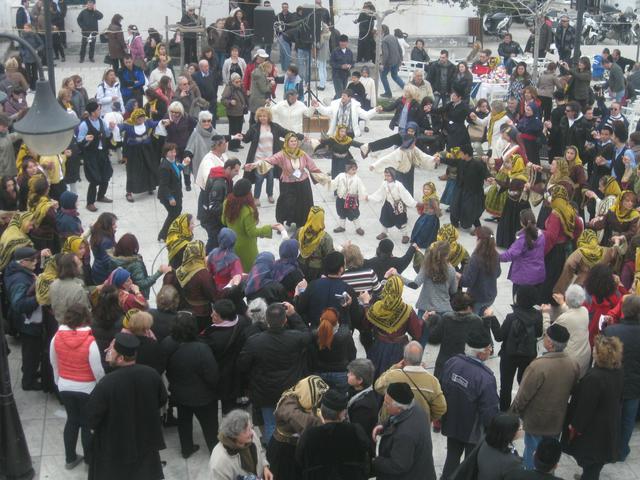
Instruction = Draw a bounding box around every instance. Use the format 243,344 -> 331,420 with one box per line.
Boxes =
565,145 -> 583,167
436,224 -> 469,268
277,375 -> 329,412
508,154 -> 528,182
0,212 -> 35,270
422,181 -> 439,204
550,185 -> 576,237
610,190 -> 640,223
550,157 -> 571,185
62,236 -> 85,255
15,143 -> 38,175
30,195 -> 57,228
129,108 -> 147,124
298,206 -> 326,259
332,125 -> 353,145
487,110 -> 507,146
282,132 -> 304,158
602,176 -> 622,198
175,240 -> 207,287
577,229 -> 604,267
366,275 -> 412,334
36,255 -> 58,306
166,214 -> 193,261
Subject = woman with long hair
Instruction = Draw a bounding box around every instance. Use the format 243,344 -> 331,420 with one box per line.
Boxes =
90,212 -> 118,284
106,14 -> 127,71
296,206 -> 334,281
452,62 -> 473,102
477,413 -> 523,477
91,285 -> 123,369
461,227 -> 501,315
436,223 -> 470,272
311,308 -> 357,394
245,133 -> 329,227
563,335 -> 624,479
222,178 -> 281,272
50,253 -> 91,324
0,175 -> 18,211
499,209 -> 546,298
27,174 -> 59,253
584,264 -> 626,346
507,62 -> 531,103
166,213 -> 194,269
560,56 -> 592,111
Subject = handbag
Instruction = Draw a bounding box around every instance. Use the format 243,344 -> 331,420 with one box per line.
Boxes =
393,200 -> 405,215
103,54 -> 112,65
344,194 -> 359,210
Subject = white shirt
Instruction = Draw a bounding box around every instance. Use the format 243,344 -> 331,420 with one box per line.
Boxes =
196,151 -> 226,190
148,67 -> 176,90
369,180 -> 417,207
330,173 -> 367,199
269,99 -> 314,134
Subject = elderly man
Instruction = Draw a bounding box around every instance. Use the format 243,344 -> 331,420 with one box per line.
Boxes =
193,59 -> 220,125
375,341 -> 447,422
511,324 -> 580,469
312,89 -> 377,137
270,89 -> 314,134
440,327 -> 499,479
296,389 -> 370,479
409,69 -> 434,103
372,382 -> 436,480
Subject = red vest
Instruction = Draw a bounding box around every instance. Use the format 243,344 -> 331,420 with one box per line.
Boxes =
54,329 -> 96,382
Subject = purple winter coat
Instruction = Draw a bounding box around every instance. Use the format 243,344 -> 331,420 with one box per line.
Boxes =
499,229 -> 546,285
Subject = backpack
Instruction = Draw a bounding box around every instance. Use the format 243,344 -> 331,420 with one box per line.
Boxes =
507,312 -> 537,357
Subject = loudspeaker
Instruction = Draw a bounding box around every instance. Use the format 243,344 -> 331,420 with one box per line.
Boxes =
253,7 -> 276,46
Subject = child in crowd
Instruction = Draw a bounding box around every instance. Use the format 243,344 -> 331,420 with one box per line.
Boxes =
279,64 -> 304,99
410,181 -> 441,248
367,167 -> 422,244
358,66 -> 376,132
330,160 -> 367,236
346,71 -> 368,109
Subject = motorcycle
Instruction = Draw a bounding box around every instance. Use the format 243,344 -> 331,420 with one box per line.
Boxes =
582,13 -> 600,45
601,9 -> 636,44
482,11 -> 512,38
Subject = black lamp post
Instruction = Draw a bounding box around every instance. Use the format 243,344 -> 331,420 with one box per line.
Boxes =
0,30 -> 78,480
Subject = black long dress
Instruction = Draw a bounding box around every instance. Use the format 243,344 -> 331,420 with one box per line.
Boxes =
120,120 -> 160,194
88,364 -> 168,480
496,179 -> 529,249
442,156 -> 490,229
356,12 -> 376,62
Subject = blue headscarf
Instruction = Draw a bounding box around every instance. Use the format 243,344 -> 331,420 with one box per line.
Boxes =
106,267 -> 131,288
245,252 -> 275,296
208,228 -> 239,272
400,121 -> 420,149
272,239 -> 299,282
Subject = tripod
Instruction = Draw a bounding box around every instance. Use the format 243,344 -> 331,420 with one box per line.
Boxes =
302,4 -> 322,106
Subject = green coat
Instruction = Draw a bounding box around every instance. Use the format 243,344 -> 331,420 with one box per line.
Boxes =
109,252 -> 162,299
222,203 -> 273,272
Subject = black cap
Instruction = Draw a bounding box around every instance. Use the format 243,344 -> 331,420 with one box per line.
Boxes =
13,247 -> 38,261
114,332 -> 140,357
546,324 -> 570,343
467,326 -> 492,349
387,382 -> 414,405
322,389 -> 348,411
233,178 -> 252,197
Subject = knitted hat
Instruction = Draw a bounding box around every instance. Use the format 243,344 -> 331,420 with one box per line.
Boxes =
387,382 -> 413,405
111,267 -> 131,288
113,332 -> 140,357
546,323 -> 570,343
13,247 -> 38,261
322,389 -> 348,411
59,190 -> 78,210
233,178 -> 252,197
467,326 -> 492,349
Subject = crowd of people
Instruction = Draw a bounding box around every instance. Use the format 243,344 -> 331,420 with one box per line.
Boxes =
4,1 -> 640,480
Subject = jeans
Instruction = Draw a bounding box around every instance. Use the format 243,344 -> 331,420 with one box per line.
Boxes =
159,198 -> 182,241
613,89 -> 625,102
473,302 -> 492,316
79,32 -> 96,61
319,371 -> 348,394
297,49 -> 311,84
261,406 -> 276,445
381,64 -> 405,95
441,437 -> 475,479
620,398 -> 640,460
499,355 -> 535,412
524,433 -> 544,469
317,59 -> 327,88
277,36 -> 292,72
333,71 -> 349,98
433,92 -> 450,109
203,222 -> 221,254
216,51 -> 226,69
59,391 -> 92,464
177,401 -> 219,454
254,169 -> 274,199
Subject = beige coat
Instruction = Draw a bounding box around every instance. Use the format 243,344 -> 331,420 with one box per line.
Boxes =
543,306 -> 591,378
510,351 -> 580,436
553,247 -> 618,294
375,365 -> 447,421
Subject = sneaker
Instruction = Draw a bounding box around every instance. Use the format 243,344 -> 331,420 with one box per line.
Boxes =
380,92 -> 392,98
268,196 -> 275,204
126,193 -> 134,203
86,204 -> 97,212
402,235 -> 410,244
182,444 -> 200,459
65,456 -> 84,470
97,196 -> 113,203
356,228 -> 365,236
376,232 -> 388,240
438,173 -> 448,181
333,226 -> 346,233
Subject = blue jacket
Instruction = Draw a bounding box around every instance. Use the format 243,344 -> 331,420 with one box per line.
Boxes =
441,354 -> 499,444
56,211 -> 83,239
5,261 -> 40,336
330,48 -> 354,74
117,66 -> 146,102
91,237 -> 115,284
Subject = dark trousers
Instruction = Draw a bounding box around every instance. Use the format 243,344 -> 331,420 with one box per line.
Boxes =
159,198 -> 182,241
79,32 -> 96,61
441,437 -> 475,480
25,62 -> 37,90
578,460 -> 605,480
540,96 -> 553,121
177,401 -> 219,454
499,354 -> 535,411
184,37 -> 198,64
87,181 -> 108,205
21,332 -> 42,389
52,33 -> 65,60
369,133 -> 402,153
228,115 -> 244,149
333,71 -> 349,99
110,58 -> 122,72
59,391 -> 92,464
203,222 -> 221,254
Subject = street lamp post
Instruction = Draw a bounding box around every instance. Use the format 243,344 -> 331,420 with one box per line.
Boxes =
43,0 -> 57,93
0,30 -> 78,480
